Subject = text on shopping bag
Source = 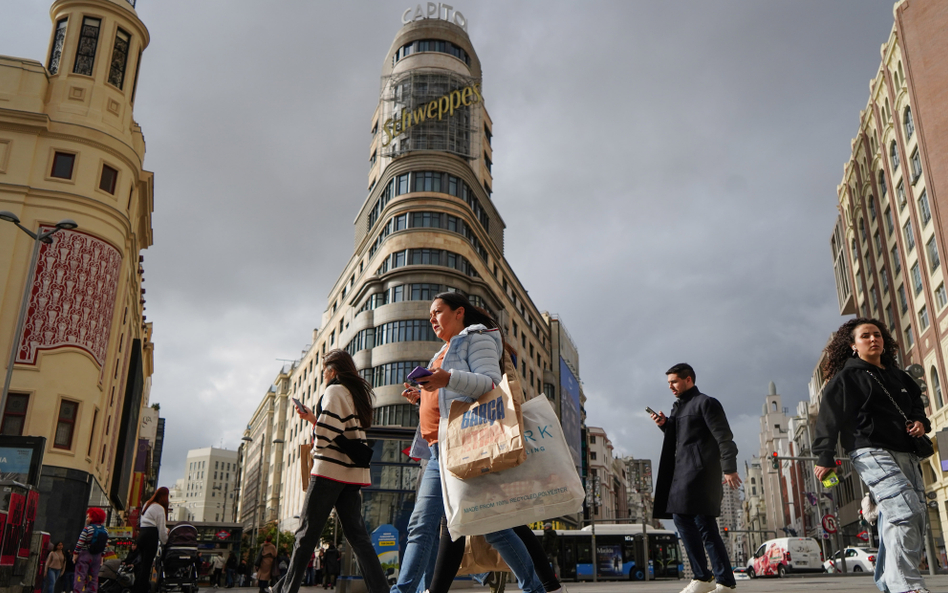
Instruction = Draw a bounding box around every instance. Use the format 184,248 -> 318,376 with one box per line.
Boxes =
460,395 -> 506,428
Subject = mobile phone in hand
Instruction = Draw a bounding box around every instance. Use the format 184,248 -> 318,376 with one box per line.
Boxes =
406,366 -> 433,383
645,406 -> 658,416
291,397 -> 306,414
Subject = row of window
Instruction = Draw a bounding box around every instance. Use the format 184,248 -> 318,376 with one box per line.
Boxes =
367,171 -> 490,233
345,319 -> 439,356
49,151 -> 121,195
376,248 -> 479,278
358,283 -> 489,314
49,16 -> 140,100
0,393 -> 78,449
358,360 -> 429,389
368,210 -> 488,261
393,38 -> 471,66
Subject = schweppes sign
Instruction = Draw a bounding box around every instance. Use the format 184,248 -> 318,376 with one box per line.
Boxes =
382,83 -> 482,147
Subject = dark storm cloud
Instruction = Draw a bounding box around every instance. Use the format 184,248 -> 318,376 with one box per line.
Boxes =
2,1 -> 895,486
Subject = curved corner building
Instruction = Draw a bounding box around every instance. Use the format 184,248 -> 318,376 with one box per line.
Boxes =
253,14 -> 586,538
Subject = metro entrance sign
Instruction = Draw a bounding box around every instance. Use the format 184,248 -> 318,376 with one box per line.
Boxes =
822,514 -> 838,534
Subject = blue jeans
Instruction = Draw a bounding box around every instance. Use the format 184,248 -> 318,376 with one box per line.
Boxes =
45,568 -> 61,593
391,445 -> 544,593
851,448 -> 927,593
673,514 -> 734,587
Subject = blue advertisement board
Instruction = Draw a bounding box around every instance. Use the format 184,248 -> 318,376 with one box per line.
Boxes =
372,524 -> 400,583
559,357 -> 582,469
0,447 -> 35,484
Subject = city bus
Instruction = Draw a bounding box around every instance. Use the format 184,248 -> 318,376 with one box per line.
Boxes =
535,524 -> 683,581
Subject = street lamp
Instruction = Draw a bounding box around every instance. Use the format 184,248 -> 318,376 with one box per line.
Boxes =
0,212 -> 78,419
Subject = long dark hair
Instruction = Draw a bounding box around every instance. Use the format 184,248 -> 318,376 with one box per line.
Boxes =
143,486 -> 169,513
822,317 -> 899,380
324,349 -> 374,428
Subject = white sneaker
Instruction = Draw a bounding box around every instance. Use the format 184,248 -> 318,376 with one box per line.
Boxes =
712,585 -> 736,592
679,580 -> 717,593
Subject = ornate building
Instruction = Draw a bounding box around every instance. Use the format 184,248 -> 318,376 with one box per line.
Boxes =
0,0 -> 155,544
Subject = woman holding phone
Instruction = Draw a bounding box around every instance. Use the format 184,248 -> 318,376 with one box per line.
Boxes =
391,292 -> 544,593
270,349 -> 388,593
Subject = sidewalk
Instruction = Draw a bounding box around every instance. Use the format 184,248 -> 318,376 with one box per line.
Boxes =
220,574 -> 948,593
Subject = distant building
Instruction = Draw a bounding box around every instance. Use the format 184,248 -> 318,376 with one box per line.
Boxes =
620,457 -> 660,528
175,447 -> 238,522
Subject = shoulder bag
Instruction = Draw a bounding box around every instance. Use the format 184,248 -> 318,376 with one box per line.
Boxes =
865,370 -> 934,459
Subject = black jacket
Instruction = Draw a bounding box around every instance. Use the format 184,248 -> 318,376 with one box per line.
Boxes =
652,386 -> 738,519
813,357 -> 931,467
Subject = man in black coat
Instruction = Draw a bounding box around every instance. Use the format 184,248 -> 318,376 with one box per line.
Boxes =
650,363 -> 740,593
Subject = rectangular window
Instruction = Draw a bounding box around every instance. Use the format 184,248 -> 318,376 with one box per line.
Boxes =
54,400 -> 79,449
905,324 -> 915,349
927,236 -> 940,272
897,181 -> 907,210
881,267 -> 889,293
884,207 -> 894,235
130,49 -> 143,103
911,149 -> 922,183
886,304 -> 895,330
918,191 -> 931,226
898,284 -> 908,314
0,393 -> 29,436
48,18 -> 68,74
107,29 -> 131,89
874,231 -> 882,253
73,17 -> 101,76
936,283 -> 948,310
892,245 -> 902,275
99,164 -> 118,194
919,305 -> 930,331
51,152 -> 76,179
904,220 -> 916,252
911,262 -> 923,295
87,408 -> 98,456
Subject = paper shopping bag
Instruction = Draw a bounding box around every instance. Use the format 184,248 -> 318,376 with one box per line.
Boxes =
440,355 -> 526,479
457,535 -> 511,575
441,396 -> 585,539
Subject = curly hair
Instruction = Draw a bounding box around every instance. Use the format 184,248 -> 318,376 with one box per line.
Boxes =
86,507 -> 106,524
821,317 -> 899,380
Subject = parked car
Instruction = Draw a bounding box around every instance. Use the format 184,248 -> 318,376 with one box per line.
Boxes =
823,547 -> 878,573
732,567 -> 750,581
747,537 -> 824,577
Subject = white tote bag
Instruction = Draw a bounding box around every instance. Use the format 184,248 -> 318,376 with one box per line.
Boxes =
440,396 -> 585,539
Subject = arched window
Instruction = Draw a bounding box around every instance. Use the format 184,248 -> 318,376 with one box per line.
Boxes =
771,401 -> 777,412
904,107 -> 914,140
890,141 -> 900,171
933,367 -> 943,409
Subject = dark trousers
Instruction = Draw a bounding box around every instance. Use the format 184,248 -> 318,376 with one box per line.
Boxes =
134,527 -> 159,593
271,477 -> 388,593
673,514 -> 735,587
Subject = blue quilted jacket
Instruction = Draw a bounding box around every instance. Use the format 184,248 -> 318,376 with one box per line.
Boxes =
408,324 -> 503,459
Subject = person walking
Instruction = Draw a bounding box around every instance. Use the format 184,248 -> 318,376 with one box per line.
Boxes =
255,537 -> 277,593
134,487 -> 169,593
44,542 -> 65,593
541,524 -> 559,577
321,544 -> 339,590
56,548 -> 75,593
268,349 -> 387,593
650,363 -> 740,593
813,317 -> 931,593
391,292 -> 544,593
73,508 -> 109,593
226,551 -> 237,588
211,554 -> 225,588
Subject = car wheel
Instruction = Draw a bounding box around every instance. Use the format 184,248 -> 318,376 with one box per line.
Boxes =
777,564 -> 786,578
853,565 -> 863,572
748,569 -> 755,579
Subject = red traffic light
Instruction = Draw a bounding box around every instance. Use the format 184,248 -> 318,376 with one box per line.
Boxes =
835,459 -> 842,466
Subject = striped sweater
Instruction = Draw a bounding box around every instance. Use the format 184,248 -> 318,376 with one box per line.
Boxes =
311,382 -> 371,485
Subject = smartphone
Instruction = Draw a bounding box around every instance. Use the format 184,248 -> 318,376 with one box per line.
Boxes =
821,471 -> 840,488
291,397 -> 306,414
645,406 -> 658,416
406,366 -> 433,383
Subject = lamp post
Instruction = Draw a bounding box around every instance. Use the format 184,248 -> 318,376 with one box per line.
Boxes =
0,212 -> 78,417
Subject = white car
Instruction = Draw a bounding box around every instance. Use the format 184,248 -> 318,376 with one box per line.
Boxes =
732,567 -> 750,581
823,547 -> 878,573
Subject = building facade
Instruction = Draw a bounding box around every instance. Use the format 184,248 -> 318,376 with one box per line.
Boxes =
175,447 -> 239,523
0,0 -> 154,545
255,12 -> 587,539
828,0 -> 948,562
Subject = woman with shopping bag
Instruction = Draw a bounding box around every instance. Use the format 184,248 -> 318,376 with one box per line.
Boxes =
391,292 -> 544,593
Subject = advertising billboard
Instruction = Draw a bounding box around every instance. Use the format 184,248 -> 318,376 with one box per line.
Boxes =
559,357 -> 582,469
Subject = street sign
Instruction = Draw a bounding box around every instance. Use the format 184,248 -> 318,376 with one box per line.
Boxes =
822,514 -> 838,534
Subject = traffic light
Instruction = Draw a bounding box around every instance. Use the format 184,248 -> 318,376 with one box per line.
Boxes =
836,459 -> 842,467
723,527 -> 729,535
771,452 -> 779,469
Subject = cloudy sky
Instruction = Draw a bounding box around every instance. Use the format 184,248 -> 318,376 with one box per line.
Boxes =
3,0 -> 897,490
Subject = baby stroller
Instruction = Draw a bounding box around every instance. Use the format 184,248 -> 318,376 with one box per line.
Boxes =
154,524 -> 200,593
99,559 -> 135,593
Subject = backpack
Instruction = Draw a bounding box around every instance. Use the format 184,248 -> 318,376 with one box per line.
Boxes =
88,524 -> 109,555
